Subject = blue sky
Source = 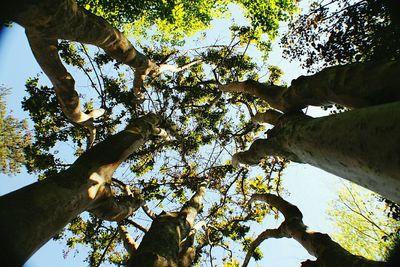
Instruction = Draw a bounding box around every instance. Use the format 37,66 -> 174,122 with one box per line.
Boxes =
0,11 -> 347,267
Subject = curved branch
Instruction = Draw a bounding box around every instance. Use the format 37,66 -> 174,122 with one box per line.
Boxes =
13,0 -> 159,135
249,193 -> 387,267
232,138 -> 299,167
89,194 -> 144,221
242,228 -> 286,267
251,110 -> 283,125
221,61 -> 400,112
26,33 -> 104,146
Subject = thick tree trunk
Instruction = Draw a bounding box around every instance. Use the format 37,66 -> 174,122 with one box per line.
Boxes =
129,186 -> 206,267
8,0 -> 155,131
221,60 -> 400,111
245,194 -> 386,267
234,102 -> 400,203
0,114 -> 160,265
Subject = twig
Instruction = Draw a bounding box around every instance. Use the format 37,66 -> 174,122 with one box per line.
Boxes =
95,229 -> 118,267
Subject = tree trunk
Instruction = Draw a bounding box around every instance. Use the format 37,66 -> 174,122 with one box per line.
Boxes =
221,60 -> 400,111
245,194 -> 387,267
9,0 -> 155,129
0,114 -> 160,265
235,102 -> 400,203
129,185 -> 206,267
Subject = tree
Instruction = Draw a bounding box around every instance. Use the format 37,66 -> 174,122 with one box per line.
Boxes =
6,0 -> 160,143
327,183 -> 400,261
0,87 -> 31,174
1,0 -> 299,265
281,0 -> 400,71
243,193 -> 386,267
1,0 -> 399,266
227,60 -> 400,203
129,184 -> 206,267
0,113 -> 162,265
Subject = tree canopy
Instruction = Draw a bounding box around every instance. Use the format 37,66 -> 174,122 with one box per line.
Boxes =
281,0 -> 400,71
0,87 -> 31,175
327,183 -> 400,261
0,0 -> 399,266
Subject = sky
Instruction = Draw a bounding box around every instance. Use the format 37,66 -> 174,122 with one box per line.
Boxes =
0,5 -> 351,267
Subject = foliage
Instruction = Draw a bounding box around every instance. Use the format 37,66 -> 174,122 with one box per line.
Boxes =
77,0 -> 227,44
20,13 -> 295,263
281,0 -> 400,71
77,0 -> 297,47
5,0 -> 399,265
0,87 -> 31,175
239,0 -> 298,39
327,183 -> 400,261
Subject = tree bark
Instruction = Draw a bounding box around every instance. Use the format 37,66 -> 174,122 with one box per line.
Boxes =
9,0 -> 155,129
245,194 -> 387,267
221,60 -> 400,111
0,114 -> 160,265
234,102 -> 400,203
129,185 -> 206,267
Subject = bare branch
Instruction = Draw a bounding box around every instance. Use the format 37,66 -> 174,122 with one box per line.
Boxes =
242,228 -> 286,267
142,205 -> 156,220
125,219 -> 148,233
95,229 -> 119,267
159,59 -> 202,73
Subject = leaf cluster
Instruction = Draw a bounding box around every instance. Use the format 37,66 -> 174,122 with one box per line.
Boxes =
281,0 -> 400,71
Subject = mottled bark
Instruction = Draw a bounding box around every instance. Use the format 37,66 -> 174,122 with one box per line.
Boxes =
89,194 -> 144,221
0,114 -> 160,265
234,102 -> 400,203
221,60 -> 400,111
244,194 -> 386,267
8,0 -> 156,140
251,109 -> 283,125
129,185 -> 206,267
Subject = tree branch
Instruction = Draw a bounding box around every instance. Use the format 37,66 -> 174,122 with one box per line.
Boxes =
180,184 -> 207,230
242,228 -> 286,267
251,110 -> 283,125
125,219 -> 148,233
221,61 -> 400,112
118,225 -> 138,256
232,138 -> 299,167
249,193 -> 387,267
142,205 -> 156,220
89,194 -> 144,221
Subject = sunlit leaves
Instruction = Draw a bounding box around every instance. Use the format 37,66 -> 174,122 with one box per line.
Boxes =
17,1 -> 301,265
0,88 -> 31,175
327,183 -> 400,260
239,0 -> 298,39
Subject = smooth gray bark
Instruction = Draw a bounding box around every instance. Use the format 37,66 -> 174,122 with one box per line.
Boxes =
235,102 -> 400,203
0,114 -> 160,265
